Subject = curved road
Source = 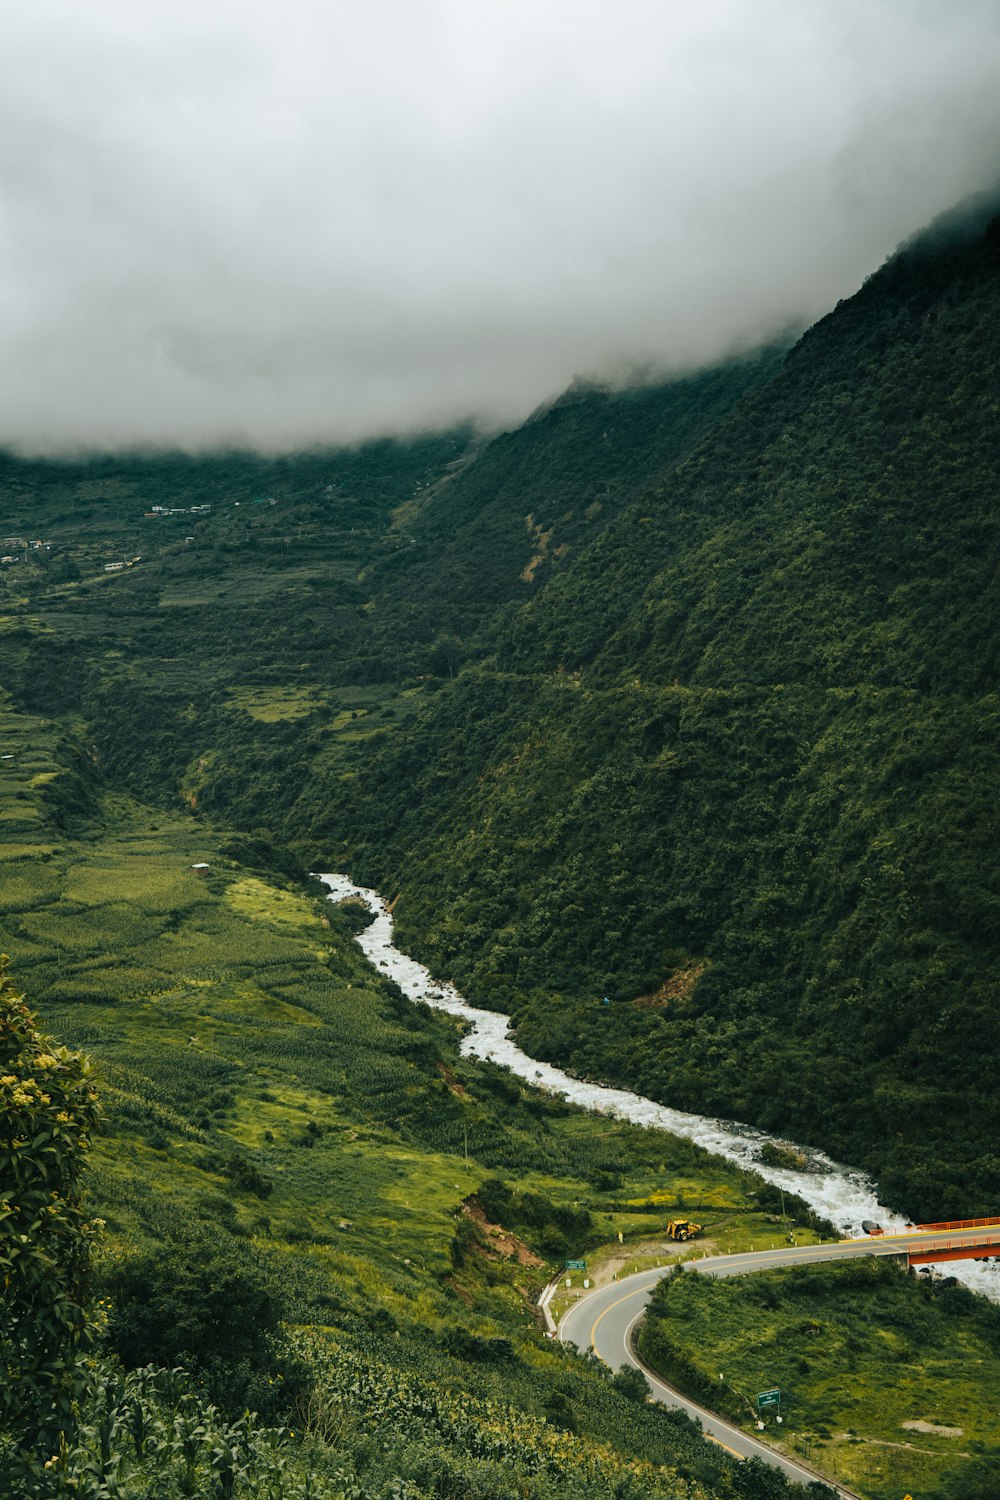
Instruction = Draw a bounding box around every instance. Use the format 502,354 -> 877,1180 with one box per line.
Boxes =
560,1265 -> 852,1494
559,1225 -> 1000,1496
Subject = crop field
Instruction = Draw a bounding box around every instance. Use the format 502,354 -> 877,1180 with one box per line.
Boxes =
3,646 -> 993,1496
4,685 -> 857,1492
226,686 -> 330,721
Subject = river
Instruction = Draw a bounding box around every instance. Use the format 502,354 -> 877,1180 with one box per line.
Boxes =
319,872 -> 999,1300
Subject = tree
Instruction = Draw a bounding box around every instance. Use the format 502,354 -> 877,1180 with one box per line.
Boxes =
101,1234 -> 307,1419
611,1364 -> 651,1403
104,1238 -> 282,1372
0,963 -> 100,1461
427,632 -> 465,679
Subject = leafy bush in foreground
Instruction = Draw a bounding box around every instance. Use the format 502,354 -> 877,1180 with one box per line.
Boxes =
0,965 -> 100,1471
100,1235 -> 309,1421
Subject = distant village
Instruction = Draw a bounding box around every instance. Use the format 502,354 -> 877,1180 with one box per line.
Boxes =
1,536 -> 51,564
0,492 -> 287,578
142,503 -> 213,518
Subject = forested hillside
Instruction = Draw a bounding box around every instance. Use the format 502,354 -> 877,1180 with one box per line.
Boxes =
360,343 -> 788,664
2,194 -> 997,1235
3,699 -> 829,1497
2,187 -> 999,1497
0,351 -> 832,1496
298,193 -> 1000,1222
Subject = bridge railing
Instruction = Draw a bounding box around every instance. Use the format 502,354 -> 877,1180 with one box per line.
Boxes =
907,1229 -> 1000,1266
916,1215 -> 1000,1233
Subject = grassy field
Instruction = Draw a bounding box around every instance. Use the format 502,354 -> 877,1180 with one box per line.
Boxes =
3,691 -> 847,1494
638,1256 -> 1000,1499
5,683 -> 999,1497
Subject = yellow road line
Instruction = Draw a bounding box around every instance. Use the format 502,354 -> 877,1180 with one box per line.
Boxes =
584,1278 -> 855,1496
589,1284 -> 649,1349
705,1433 -> 746,1460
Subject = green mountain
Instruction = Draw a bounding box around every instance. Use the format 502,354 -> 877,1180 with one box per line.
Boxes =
2,189 -> 999,1496
4,196 -> 997,1222
4,707 -> 818,1497
360,342 -> 789,667
297,193 -> 1000,1222
0,363 -> 826,1497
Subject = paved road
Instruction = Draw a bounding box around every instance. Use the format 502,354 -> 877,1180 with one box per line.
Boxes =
560,1266 -> 854,1494
557,1225 -> 1000,1496
693,1221 -> 1000,1278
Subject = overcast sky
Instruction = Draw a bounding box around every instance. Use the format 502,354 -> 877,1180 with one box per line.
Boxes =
2,0 -> 999,452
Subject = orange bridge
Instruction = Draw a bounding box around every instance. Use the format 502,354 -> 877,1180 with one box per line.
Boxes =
903,1216 -> 1000,1266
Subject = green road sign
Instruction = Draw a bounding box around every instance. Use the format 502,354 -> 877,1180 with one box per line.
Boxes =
757,1389 -> 781,1409
565,1259 -> 586,1271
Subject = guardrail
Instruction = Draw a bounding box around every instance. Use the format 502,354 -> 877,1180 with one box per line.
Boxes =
916,1215 -> 1000,1232
907,1230 -> 1000,1266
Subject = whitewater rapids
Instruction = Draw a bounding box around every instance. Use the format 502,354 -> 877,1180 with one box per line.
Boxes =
318,873 -> 999,1300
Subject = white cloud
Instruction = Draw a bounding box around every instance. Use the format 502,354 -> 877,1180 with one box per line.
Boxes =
1,0 -> 998,450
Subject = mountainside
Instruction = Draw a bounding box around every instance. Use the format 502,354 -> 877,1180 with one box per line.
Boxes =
3,700 -> 815,1498
3,189 -> 1000,1496
301,194 -> 1000,1220
0,350 -> 779,818
3,198 -> 997,1226
360,343 -> 789,666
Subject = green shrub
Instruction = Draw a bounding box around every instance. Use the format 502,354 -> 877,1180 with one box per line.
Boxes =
100,1235 -> 308,1419
0,965 -> 100,1466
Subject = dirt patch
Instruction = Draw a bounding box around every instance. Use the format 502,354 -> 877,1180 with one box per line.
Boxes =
632,961 -> 707,1008
521,515 -> 555,582
902,1420 -> 964,1437
834,1434 -> 937,1456
461,1198 -> 543,1268
437,1063 -> 470,1099
588,1236 -> 717,1289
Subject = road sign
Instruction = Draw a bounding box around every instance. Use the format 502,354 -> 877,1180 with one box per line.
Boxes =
756,1388 -> 781,1409
566,1259 -> 586,1271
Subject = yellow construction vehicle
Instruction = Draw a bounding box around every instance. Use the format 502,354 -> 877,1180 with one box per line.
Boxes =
666,1218 -> 701,1242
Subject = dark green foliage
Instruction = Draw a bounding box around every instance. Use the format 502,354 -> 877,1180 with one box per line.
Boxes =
303,194 -> 1000,1219
101,1238 -> 281,1368
611,1364 -> 650,1402
0,971 -> 100,1462
438,1324 -> 516,1365
358,343 -> 789,669
224,1153 -> 274,1199
474,1178 -> 593,1256
100,1235 -> 306,1420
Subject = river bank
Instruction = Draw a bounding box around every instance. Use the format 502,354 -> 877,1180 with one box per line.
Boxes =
318,872 -> 1000,1301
